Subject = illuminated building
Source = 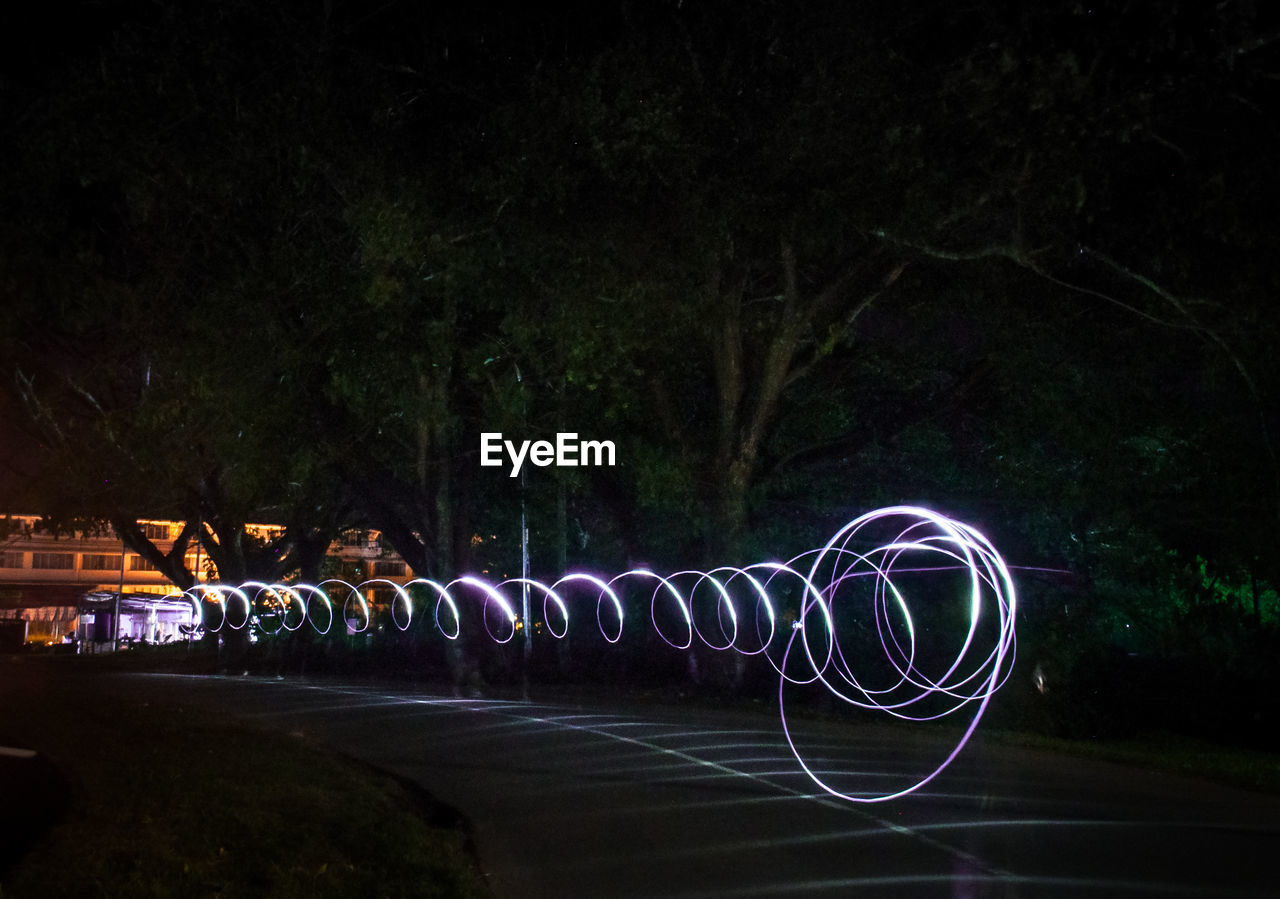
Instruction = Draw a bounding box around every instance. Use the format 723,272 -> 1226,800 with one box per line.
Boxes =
0,514 -> 413,647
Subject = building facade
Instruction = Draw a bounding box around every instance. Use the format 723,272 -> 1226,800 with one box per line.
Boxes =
0,514 -> 414,646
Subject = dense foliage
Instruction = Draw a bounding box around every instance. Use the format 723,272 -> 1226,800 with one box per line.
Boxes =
2,0 -> 1277,742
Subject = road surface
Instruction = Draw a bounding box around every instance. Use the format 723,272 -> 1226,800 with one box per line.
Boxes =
8,668 -> 1280,896
107,672 -> 1280,897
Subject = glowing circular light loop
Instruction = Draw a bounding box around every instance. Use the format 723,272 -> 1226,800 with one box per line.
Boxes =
754,555 -> 837,686
221,586 -> 253,631
406,579 -> 460,640
707,566 -> 774,657
550,574 -> 624,644
242,581 -> 291,637
291,584 -> 333,635
316,579 -> 369,635
500,578 -> 569,639
183,585 -> 225,633
779,506 -> 1017,801
181,590 -> 206,634
671,570 -> 738,652
447,576 -> 518,644
357,579 -> 414,632
607,570 -> 692,651
274,585 -> 307,632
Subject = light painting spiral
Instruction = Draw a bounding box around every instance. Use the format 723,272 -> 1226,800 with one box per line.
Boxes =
183,506 -> 1016,803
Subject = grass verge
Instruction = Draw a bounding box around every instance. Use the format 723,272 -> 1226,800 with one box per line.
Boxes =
0,658 -> 489,898
983,727 -> 1280,794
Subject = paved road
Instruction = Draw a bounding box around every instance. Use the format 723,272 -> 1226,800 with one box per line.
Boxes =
83,672 -> 1278,898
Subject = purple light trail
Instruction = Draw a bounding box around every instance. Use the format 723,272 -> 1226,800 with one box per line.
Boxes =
184,506 -> 1016,802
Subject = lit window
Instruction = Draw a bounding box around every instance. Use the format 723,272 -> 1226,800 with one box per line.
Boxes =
142,522 -> 171,541
31,553 -> 75,570
82,554 -> 123,571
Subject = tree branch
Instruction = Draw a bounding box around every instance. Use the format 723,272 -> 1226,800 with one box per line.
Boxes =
767,357 -> 992,478
869,228 -> 1207,333
783,262 -> 904,390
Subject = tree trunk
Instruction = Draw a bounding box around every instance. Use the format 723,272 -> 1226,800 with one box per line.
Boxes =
702,243 -> 899,557
432,382 -> 454,579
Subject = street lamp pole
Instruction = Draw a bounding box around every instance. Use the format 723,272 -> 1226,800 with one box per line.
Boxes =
517,364 -> 531,668
522,470 -> 530,655
114,530 -> 126,652
191,519 -> 202,646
